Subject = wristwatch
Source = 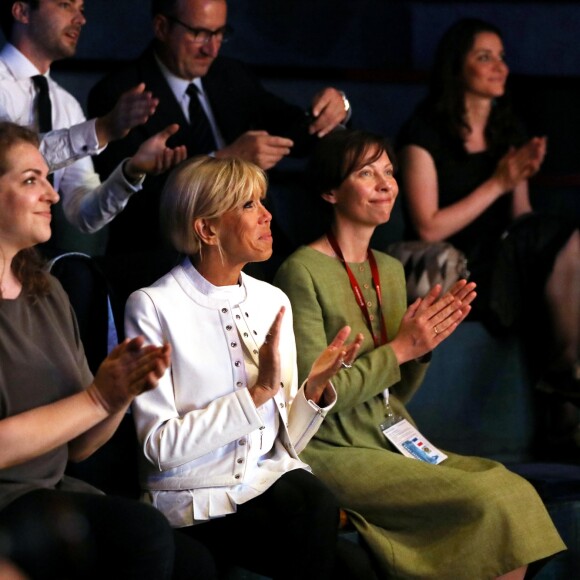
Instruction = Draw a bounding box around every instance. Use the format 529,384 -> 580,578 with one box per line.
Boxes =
339,91 -> 351,114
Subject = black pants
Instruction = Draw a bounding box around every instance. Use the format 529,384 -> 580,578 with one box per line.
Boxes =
0,489 -> 216,580
182,468 -> 377,580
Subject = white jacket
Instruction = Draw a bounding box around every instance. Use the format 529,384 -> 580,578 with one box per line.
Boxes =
125,259 -> 336,497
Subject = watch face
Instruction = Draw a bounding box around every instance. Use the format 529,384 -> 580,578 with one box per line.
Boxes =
339,92 -> 350,112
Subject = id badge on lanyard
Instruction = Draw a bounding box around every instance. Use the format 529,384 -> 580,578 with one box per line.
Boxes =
379,388 -> 448,465
378,388 -> 400,430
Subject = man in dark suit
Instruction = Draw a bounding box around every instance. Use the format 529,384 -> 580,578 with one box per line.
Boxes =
88,0 -> 351,260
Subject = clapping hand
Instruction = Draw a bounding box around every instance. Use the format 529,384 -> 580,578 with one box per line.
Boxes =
304,326 -> 364,404
124,124 -> 188,179
494,136 -> 547,192
251,307 -> 285,407
88,337 -> 171,414
217,131 -> 293,170
96,83 -> 159,146
251,308 -> 364,407
389,280 -> 476,364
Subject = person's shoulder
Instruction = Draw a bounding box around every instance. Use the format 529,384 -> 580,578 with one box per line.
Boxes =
276,246 -> 319,275
45,271 -> 68,297
42,272 -> 76,315
371,248 -> 405,272
47,76 -> 83,109
205,55 -> 259,85
274,247 -> 338,293
0,57 -> 11,79
397,101 -> 444,149
241,271 -> 293,314
90,46 -> 154,94
127,266 -> 179,302
210,54 -> 249,73
242,270 -> 285,294
92,61 -> 142,89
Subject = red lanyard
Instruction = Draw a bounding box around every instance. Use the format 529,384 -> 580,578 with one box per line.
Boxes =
326,231 -> 388,348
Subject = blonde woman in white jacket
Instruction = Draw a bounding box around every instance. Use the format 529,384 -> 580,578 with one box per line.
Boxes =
124,155 -> 373,580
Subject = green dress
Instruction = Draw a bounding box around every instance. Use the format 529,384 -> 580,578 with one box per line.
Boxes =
274,246 -> 565,580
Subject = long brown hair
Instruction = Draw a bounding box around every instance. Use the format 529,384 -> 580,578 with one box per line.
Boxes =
0,122 -> 50,302
424,18 -> 525,154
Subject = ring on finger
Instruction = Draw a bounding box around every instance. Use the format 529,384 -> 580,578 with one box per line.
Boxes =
434,326 -> 440,335
341,360 -> 352,369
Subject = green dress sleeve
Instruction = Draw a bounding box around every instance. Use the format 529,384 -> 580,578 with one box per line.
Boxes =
274,248 -> 427,416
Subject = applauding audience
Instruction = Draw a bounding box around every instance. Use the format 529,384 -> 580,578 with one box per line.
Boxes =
275,129 -> 566,580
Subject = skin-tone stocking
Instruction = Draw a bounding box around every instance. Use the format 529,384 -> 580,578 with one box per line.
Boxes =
545,230 -> 580,373
496,565 -> 527,580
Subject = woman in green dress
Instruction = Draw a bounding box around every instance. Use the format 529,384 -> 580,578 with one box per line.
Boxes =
274,129 -> 565,579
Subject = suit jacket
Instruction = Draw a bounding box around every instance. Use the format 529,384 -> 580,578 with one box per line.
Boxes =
88,45 -> 315,256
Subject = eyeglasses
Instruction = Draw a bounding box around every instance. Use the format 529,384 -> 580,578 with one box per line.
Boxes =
165,14 -> 233,45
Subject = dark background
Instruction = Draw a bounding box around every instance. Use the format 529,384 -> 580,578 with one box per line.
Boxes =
44,1 -> 580,75
2,0 -> 578,166
1,0 -> 578,252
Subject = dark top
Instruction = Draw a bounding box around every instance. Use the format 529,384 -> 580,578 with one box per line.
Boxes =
397,105 -> 575,335
0,276 -> 94,510
88,46 -> 316,257
396,106 -> 515,276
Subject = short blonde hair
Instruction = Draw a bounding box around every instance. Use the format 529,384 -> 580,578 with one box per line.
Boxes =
160,156 -> 267,255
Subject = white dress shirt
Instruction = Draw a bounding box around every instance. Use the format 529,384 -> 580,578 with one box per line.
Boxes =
154,53 -> 225,150
0,43 -> 143,233
125,259 -> 336,527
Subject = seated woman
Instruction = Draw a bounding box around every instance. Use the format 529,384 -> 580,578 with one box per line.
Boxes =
274,129 -> 566,579
0,121 -> 216,579
397,18 -> 579,399
124,155 -> 374,579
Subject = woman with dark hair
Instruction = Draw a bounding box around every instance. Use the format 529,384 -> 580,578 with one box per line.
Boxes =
274,128 -> 565,579
0,121 -> 214,579
397,18 -> 579,397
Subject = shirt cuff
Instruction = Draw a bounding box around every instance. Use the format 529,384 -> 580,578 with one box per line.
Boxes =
69,118 -> 104,156
301,380 -> 337,411
120,159 -> 146,190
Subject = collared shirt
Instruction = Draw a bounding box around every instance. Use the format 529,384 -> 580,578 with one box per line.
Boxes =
154,53 -> 225,150
0,43 -> 143,233
0,43 -> 103,171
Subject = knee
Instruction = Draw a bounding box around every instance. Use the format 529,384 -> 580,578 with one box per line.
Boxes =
280,470 -> 339,523
298,471 -> 340,515
558,229 -> 580,270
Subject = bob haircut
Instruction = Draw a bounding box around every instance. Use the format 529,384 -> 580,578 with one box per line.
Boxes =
303,129 -> 396,238
160,155 -> 267,256
0,121 -> 47,301
307,129 -> 396,198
